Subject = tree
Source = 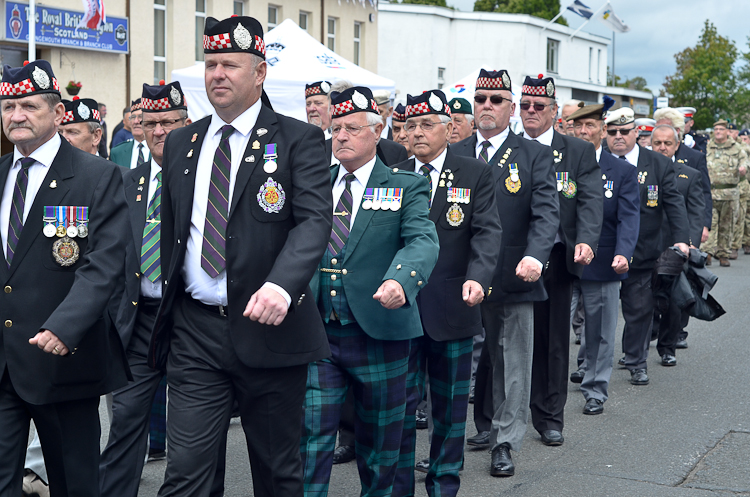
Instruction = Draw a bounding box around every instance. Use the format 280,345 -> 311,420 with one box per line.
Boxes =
473,0 -> 568,26
663,20 -> 738,130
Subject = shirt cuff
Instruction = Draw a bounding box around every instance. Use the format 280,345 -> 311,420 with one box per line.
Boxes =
261,282 -> 292,308
522,256 -> 543,272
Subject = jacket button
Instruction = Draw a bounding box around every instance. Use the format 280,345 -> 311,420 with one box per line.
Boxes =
331,274 -> 337,281
4,320 -> 11,328
396,264 -> 402,270
411,271 -> 416,277
3,286 -> 10,293
342,269 -> 347,275
418,281 -> 423,286
330,290 -> 337,297
331,258 -> 338,265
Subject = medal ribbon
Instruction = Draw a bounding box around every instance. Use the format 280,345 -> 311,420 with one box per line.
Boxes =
57,206 -> 66,235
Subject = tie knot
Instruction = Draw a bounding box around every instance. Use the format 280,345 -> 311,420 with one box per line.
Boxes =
419,164 -> 434,175
155,171 -> 162,183
19,157 -> 34,170
220,124 -> 235,140
343,172 -> 355,184
481,140 -> 491,150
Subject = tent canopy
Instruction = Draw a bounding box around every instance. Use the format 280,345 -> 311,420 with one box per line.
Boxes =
172,19 -> 396,122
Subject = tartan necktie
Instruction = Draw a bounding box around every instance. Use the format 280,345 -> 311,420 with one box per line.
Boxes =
201,124 -> 234,278
137,143 -> 147,168
141,171 -> 162,282
328,173 -> 355,255
6,157 -> 34,267
419,164 -> 435,207
479,140 -> 491,163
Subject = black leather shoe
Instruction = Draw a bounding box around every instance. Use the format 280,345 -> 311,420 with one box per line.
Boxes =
569,368 -> 585,384
332,445 -> 355,464
416,408 -> 428,429
540,430 -> 564,446
490,444 -> 514,477
618,356 -> 626,368
630,368 -> 649,385
583,398 -> 604,415
415,458 -> 430,473
661,354 -> 677,366
676,339 -> 688,349
467,431 -> 491,447
575,334 -> 581,345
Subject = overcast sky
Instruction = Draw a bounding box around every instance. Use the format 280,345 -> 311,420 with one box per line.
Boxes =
446,0 -> 750,95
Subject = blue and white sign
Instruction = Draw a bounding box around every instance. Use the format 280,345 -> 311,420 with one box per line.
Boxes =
5,3 -> 129,54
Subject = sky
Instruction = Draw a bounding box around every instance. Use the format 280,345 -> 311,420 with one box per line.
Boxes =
445,0 -> 750,95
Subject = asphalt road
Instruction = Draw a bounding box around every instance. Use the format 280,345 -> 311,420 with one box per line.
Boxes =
121,253 -> 749,496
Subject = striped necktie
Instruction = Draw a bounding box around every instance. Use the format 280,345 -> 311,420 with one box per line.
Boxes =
479,140 -> 491,163
141,171 -> 162,282
6,157 -> 34,267
201,124 -> 234,277
419,164 -> 434,207
328,173 -> 355,255
137,143 -> 147,168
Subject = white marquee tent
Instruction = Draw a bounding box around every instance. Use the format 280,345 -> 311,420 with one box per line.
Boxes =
171,19 -> 396,122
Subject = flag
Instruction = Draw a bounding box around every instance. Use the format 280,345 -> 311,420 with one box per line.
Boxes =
567,0 -> 593,19
78,0 -> 106,31
598,2 -> 629,33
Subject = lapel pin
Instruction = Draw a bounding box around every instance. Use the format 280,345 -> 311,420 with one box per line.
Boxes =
191,133 -> 198,143
138,185 -> 143,191
49,180 -> 57,189
184,169 -> 189,175
139,176 -> 145,185
252,140 -> 260,150
136,194 -> 142,202
257,128 -> 267,137
245,156 -> 255,162
187,149 -> 193,158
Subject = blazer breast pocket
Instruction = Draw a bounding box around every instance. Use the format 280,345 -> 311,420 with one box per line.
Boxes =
42,237 -> 88,271
438,203 -> 471,230
250,172 -> 292,222
370,212 -> 401,226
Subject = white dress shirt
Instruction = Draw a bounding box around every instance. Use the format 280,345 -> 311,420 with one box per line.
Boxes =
140,159 -> 163,299
595,145 -> 602,163
2,133 -> 60,258
332,155 -> 377,226
522,125 -> 555,147
182,100 -> 290,307
129,139 -> 149,170
474,127 -> 510,162
415,147 -> 447,204
612,145 -> 639,167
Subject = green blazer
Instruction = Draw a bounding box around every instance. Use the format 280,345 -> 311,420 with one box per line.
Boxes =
311,158 -> 440,341
110,140 -> 150,169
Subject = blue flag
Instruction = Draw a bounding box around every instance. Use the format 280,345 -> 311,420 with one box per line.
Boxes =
567,0 -> 594,19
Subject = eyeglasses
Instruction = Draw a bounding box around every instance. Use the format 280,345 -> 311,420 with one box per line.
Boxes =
129,114 -> 142,123
519,102 -> 555,112
142,118 -> 185,131
331,123 -> 378,137
474,94 -> 509,105
404,120 -> 444,133
606,127 -> 636,136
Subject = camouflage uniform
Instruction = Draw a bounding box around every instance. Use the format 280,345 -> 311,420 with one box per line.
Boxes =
733,142 -> 750,251
704,136 -> 743,259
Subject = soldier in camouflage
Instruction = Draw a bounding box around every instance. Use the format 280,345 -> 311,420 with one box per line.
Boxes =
739,129 -> 750,253
704,120 -> 746,266
730,126 -> 750,257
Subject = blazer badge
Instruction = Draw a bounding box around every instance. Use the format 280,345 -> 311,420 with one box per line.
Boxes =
647,185 -> 658,207
257,177 -> 286,213
446,203 -> 465,227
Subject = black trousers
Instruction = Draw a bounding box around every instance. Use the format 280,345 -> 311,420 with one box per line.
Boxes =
531,244 -> 574,433
157,297 -> 308,497
0,369 -> 101,497
657,299 -> 689,357
620,268 -> 654,370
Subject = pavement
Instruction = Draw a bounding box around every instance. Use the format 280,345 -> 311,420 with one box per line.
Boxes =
115,252 -> 749,496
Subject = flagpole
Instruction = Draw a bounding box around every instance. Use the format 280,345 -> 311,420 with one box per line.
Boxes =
568,3 -> 605,41
28,0 -> 36,62
541,2 -> 570,32
612,30 -> 616,86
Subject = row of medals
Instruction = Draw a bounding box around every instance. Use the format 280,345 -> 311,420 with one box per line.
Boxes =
362,196 -> 400,212
43,220 -> 88,238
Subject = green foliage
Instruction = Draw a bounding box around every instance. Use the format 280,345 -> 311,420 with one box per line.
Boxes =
473,0 -> 568,26
607,68 -> 650,92
402,0 -> 448,6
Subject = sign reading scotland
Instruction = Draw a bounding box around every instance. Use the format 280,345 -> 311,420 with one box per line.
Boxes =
5,3 -> 129,54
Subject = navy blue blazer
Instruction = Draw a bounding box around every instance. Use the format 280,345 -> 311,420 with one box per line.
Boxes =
675,143 -> 711,229
582,152 -> 640,282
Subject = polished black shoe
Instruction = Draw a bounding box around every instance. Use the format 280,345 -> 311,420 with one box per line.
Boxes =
675,339 -> 688,349
415,458 -> 430,473
416,408 -> 428,429
467,431 -> 491,447
583,398 -> 604,415
332,445 -> 355,464
575,334 -> 581,345
630,368 -> 649,385
540,430 -> 564,446
617,356 -> 626,368
490,444 -> 514,477
569,368 -> 585,384
661,354 -> 677,367
148,450 -> 167,462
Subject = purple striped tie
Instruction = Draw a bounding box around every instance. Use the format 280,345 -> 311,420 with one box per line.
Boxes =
328,173 -> 355,255
201,125 -> 234,277
6,157 -> 34,267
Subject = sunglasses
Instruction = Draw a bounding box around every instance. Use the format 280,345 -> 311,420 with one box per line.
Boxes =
474,94 -> 509,105
519,102 -> 554,112
606,128 -> 636,136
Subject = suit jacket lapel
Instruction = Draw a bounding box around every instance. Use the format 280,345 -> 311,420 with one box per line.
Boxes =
177,117 -> 209,243
0,155 -> 12,281
430,149 -> 460,223
126,163 -> 150,256
344,159 -> 388,262
489,131 -> 520,181
229,105 -> 278,218
551,131 -> 567,172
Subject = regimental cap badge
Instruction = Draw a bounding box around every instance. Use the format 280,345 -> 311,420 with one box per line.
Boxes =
429,93 -> 443,112
546,81 -> 555,97
234,23 -> 253,50
77,101 -> 90,120
203,16 -> 265,59
453,101 -> 461,109
141,81 -> 187,112
352,90 -> 368,110
305,80 -> 333,98
170,86 -> 182,105
330,86 -> 378,117
475,69 -> 512,92
321,81 -> 331,93
502,72 -> 512,90
522,74 -> 556,98
32,66 -> 50,89
61,97 -> 101,125
406,90 -> 451,119
0,59 -> 60,99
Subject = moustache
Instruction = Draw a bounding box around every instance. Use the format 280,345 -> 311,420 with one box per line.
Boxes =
7,123 -> 31,131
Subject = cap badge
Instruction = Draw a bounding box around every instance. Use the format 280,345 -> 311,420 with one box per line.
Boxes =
502,72 -> 511,89
32,66 -> 50,89
428,93 -> 442,112
352,90 -> 368,110
234,23 -> 253,50
453,101 -> 461,110
546,81 -> 555,97
321,81 -> 330,93
170,86 -> 182,105
77,102 -> 90,120
257,128 -> 267,136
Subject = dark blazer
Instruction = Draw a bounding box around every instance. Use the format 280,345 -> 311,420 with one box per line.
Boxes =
452,131 -> 559,302
662,161 -> 706,249
326,137 -> 408,167
150,105 -> 333,370
549,131 -> 603,277
0,139 -> 129,404
582,152 -> 640,282
676,143 -> 711,229
631,146 -> 690,270
310,159 -> 439,341
397,148 -> 502,341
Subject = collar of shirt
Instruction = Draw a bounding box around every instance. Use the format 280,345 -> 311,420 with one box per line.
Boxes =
333,154 -> 377,226
415,147 -> 448,203
13,132 -> 61,168
207,99 -> 262,141
475,127 -> 510,160
595,146 -> 602,163
612,145 -> 639,167
671,155 -> 676,162
522,125 -> 554,147
380,124 -> 390,140
130,139 -> 149,169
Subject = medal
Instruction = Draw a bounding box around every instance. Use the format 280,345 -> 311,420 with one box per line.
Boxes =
362,188 -> 373,210
56,206 -> 66,237
263,143 -> 278,174
372,189 -> 382,210
66,206 -> 78,238
52,236 -> 80,267
257,178 -> 286,213
605,189 -> 613,199
77,206 -> 89,238
446,203 -> 464,227
43,206 -> 56,237
389,188 -> 403,211
509,164 -> 520,184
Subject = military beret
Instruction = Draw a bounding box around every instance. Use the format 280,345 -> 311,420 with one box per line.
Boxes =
448,98 -> 472,115
392,103 -> 406,123
203,16 -> 265,59
713,119 -> 728,128
522,74 -> 555,98
727,122 -> 738,130
406,90 -> 451,119
567,95 -> 615,122
330,86 -> 378,118
130,98 -> 142,112
475,69 -> 512,92
372,90 -> 391,107
142,80 -> 186,112
740,129 -> 750,137
0,59 -> 60,99
605,107 -> 635,126
305,81 -> 331,98
61,96 -> 100,125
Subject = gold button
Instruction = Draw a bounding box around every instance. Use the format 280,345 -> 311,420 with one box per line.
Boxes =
330,290 -> 337,297
342,269 -> 348,275
331,274 -> 337,281
3,286 -> 10,293
393,167 -> 399,172
411,271 -> 416,277
4,320 -> 11,328
397,264 -> 402,270
331,258 -> 338,265
417,281 -> 423,286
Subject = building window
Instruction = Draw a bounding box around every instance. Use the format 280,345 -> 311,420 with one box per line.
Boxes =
588,47 -> 593,81
195,0 -> 206,62
353,22 -> 361,65
327,17 -> 336,52
437,67 -> 445,89
597,49 -> 602,83
299,11 -> 309,31
546,38 -> 559,74
234,1 -> 244,15
154,0 -> 166,84
268,5 -> 278,31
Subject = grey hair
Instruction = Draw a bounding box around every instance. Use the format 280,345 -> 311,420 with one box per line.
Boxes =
465,113 -> 475,123
365,111 -> 382,143
330,80 -> 354,94
41,92 -> 62,109
175,109 -> 188,120
86,121 -> 102,134
438,115 -> 451,125
561,99 -> 582,110
653,124 -> 679,143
